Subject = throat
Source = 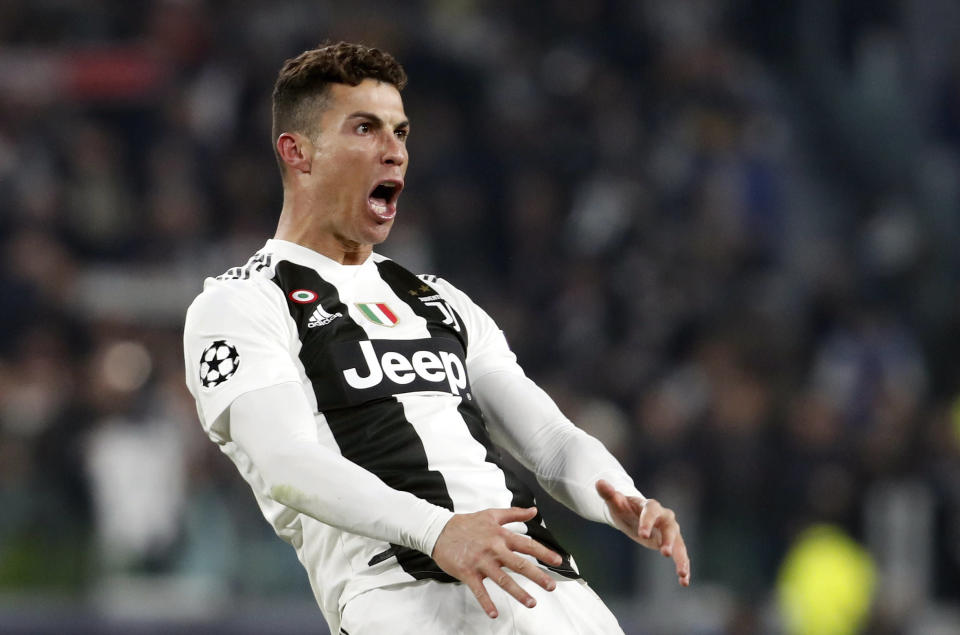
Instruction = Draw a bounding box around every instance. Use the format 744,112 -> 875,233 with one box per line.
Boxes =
274,219 -> 373,265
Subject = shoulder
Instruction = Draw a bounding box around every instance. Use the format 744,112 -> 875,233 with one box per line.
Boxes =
185,251 -> 286,333
416,274 -> 480,310
369,254 -> 472,303
417,273 -> 443,288
215,250 -> 276,282
415,272 -> 465,298
371,253 -> 485,315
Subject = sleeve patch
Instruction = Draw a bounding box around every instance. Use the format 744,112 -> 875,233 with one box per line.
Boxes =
199,339 -> 241,388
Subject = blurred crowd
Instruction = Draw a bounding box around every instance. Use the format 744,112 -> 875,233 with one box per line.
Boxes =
2,1 -> 960,633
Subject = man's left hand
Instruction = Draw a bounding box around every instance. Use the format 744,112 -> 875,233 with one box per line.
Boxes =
595,479 -> 691,587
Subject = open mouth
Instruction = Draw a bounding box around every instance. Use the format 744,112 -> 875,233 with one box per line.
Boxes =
368,180 -> 403,221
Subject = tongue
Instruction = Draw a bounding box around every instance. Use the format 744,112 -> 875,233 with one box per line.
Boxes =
369,196 -> 393,220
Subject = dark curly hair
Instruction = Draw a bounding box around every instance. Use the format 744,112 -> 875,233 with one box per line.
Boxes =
271,41 -> 407,169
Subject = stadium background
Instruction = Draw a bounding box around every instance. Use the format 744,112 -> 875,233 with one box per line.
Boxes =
1,1 -> 959,633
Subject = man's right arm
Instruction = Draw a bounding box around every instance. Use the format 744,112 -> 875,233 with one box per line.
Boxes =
229,381 -> 452,555
231,381 -> 563,618
184,279 -> 451,552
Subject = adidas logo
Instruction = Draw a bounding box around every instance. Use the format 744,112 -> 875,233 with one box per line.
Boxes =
308,305 -> 342,328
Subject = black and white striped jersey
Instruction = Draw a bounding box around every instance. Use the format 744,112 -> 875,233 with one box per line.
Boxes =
184,239 -> 579,617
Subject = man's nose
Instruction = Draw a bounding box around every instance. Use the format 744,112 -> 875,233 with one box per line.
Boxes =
382,135 -> 406,166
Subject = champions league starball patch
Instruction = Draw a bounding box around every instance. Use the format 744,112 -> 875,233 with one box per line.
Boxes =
199,340 -> 240,388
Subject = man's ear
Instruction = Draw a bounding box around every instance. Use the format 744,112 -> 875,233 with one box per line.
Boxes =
277,132 -> 312,174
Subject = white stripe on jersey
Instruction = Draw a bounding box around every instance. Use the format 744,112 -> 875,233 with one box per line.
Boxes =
396,393 -> 517,517
344,264 -> 522,520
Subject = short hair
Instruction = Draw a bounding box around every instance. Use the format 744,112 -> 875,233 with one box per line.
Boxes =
271,41 -> 407,171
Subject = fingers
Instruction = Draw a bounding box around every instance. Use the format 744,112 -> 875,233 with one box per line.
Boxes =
432,508 -> 564,619
597,483 -> 694,588
466,557 -> 556,619
486,566 -> 537,610
658,526 -> 691,586
481,556 -> 558,614
506,532 -> 563,568
464,575 -> 500,619
490,506 -> 539,526
637,498 -> 664,540
656,507 -> 680,557
505,549 -> 558,591
638,499 -> 692,587
671,534 -> 691,587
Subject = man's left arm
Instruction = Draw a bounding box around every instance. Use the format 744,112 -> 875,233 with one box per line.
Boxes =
427,275 -> 689,586
472,370 -> 690,587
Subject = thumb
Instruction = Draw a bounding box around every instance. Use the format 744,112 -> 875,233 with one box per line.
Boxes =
595,479 -> 618,501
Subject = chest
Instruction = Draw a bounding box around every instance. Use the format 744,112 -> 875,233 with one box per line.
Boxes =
273,259 -> 469,411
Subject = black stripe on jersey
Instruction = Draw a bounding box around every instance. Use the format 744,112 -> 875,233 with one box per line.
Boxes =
331,338 -> 470,407
273,260 -> 345,340
270,260 -> 455,582
455,399 -> 579,579
375,261 -> 467,352
380,259 -> 578,578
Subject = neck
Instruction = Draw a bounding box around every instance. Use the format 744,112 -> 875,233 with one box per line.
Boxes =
274,192 -> 372,266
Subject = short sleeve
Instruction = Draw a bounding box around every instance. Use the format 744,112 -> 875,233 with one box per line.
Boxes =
426,277 -> 525,381
183,277 -> 301,441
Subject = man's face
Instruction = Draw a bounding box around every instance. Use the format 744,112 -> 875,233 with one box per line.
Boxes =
305,79 -> 409,252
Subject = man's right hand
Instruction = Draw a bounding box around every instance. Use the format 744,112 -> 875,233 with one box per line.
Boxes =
431,506 -> 562,619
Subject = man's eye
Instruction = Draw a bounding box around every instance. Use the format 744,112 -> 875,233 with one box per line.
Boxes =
357,123 -> 371,134
395,129 -> 408,141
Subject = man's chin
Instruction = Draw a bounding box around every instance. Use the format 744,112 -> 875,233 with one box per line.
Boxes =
364,219 -> 394,245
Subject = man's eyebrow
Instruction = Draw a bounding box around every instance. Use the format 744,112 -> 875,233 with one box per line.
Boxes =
347,111 -> 410,129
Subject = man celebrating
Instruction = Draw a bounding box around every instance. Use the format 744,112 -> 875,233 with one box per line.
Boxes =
183,42 -> 689,634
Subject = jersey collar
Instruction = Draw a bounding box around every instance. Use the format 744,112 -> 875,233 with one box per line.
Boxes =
263,239 -> 381,279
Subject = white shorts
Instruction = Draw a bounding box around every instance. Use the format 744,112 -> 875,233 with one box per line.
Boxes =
338,575 -> 625,635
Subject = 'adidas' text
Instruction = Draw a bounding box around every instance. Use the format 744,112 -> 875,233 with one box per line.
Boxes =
308,306 -> 342,328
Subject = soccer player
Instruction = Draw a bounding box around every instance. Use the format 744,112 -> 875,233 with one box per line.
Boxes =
183,42 -> 690,634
